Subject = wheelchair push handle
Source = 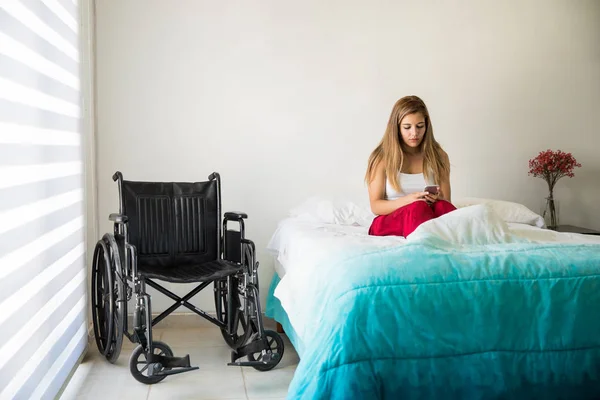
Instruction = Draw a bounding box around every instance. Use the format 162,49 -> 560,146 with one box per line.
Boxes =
113,171 -> 124,215
208,172 -> 220,181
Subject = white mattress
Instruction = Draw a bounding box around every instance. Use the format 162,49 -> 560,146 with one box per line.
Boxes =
273,258 -> 287,279
268,218 -> 600,279
268,220 -> 402,278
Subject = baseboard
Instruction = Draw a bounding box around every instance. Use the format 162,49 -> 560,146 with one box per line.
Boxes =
87,312 -> 277,341
136,312 -> 277,330
54,342 -> 89,400
87,322 -> 94,344
127,312 -> 220,329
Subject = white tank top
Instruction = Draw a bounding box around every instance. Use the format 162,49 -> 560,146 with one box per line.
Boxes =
385,172 -> 433,200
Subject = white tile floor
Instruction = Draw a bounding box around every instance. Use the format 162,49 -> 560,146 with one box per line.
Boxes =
61,322 -> 298,400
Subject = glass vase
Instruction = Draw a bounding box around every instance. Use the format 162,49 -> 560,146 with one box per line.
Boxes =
542,195 -> 559,230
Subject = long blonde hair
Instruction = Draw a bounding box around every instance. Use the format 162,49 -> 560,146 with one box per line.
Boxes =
365,95 -> 449,192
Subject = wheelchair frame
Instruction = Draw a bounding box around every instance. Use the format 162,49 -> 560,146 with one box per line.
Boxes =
90,172 -> 283,384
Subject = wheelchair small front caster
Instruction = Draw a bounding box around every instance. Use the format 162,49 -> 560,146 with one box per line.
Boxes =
129,341 -> 173,384
248,330 -> 284,371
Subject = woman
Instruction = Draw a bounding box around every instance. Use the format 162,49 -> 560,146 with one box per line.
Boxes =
365,95 -> 456,237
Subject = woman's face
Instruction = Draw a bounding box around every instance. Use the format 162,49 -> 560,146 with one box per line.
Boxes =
399,112 -> 426,149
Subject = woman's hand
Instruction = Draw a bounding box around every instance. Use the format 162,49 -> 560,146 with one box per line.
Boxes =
424,189 -> 441,204
409,191 -> 430,204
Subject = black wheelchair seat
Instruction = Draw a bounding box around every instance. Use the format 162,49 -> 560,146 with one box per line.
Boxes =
138,260 -> 243,283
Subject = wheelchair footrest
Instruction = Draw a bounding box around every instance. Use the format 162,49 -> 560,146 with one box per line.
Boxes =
152,354 -> 192,369
227,360 -> 269,367
228,352 -> 281,367
148,354 -> 199,377
230,337 -> 269,361
155,366 -> 199,377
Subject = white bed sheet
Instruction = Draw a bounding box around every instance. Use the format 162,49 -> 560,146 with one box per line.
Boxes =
267,220 -> 405,278
268,218 -> 600,279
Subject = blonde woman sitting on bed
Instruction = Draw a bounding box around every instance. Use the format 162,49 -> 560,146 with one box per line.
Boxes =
365,95 -> 456,237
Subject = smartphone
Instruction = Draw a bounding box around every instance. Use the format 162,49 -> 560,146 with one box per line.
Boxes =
424,185 -> 439,195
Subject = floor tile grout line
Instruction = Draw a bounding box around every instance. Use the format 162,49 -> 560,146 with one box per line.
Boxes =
145,330 -> 165,400
241,366 -> 250,400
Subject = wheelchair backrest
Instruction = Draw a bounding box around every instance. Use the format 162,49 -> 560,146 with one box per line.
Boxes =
121,179 -> 219,268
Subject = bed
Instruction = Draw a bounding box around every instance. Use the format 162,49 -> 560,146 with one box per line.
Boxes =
264,197 -> 600,399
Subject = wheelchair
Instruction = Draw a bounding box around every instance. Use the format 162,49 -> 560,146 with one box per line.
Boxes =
90,171 -> 284,383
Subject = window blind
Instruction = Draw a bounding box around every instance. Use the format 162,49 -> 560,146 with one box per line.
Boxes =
0,0 -> 87,399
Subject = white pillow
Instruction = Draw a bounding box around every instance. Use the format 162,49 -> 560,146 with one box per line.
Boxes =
289,197 -> 375,227
453,197 -> 545,228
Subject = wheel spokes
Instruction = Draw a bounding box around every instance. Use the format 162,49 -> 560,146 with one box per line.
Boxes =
135,345 -> 170,377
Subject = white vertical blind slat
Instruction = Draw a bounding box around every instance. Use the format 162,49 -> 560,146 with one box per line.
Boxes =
0,0 -> 86,397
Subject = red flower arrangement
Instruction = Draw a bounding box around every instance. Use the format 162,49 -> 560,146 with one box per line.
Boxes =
528,149 -> 582,229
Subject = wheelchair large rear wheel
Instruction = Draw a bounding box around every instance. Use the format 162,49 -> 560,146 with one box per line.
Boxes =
215,277 -> 253,349
91,238 -> 125,363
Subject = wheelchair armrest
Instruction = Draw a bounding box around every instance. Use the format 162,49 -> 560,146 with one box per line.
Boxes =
224,211 -> 248,221
109,213 -> 128,224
